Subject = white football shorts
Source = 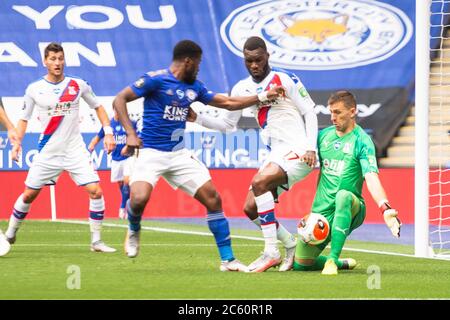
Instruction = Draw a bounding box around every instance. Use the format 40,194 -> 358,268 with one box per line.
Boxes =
25,147 -> 100,189
110,159 -> 126,183
123,156 -> 136,178
258,144 -> 313,196
130,148 -> 211,197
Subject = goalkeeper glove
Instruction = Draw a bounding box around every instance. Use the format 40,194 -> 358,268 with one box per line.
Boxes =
380,201 -> 401,238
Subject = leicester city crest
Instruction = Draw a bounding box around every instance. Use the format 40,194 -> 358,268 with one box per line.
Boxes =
221,0 -> 412,70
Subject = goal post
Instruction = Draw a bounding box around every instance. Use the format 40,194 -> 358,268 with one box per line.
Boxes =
416,0 -> 450,259
415,0 -> 431,258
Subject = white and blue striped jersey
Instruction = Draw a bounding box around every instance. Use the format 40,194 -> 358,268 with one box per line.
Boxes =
21,75 -> 100,155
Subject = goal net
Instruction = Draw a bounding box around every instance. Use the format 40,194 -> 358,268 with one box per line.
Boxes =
430,0 -> 450,257
417,0 -> 450,258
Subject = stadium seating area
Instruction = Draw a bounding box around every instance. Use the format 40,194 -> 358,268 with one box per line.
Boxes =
380,29 -> 450,168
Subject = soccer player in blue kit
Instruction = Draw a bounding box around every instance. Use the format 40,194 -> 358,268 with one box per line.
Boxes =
113,40 -> 284,271
88,109 -> 139,219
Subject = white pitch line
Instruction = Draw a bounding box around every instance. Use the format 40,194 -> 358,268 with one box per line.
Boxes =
55,219 -> 263,241
12,243 -> 261,247
54,219 -> 450,261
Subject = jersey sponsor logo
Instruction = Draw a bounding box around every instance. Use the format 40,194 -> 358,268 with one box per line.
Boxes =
163,105 -> 188,121
323,158 -> 345,176
221,0 -> 412,70
114,134 -> 127,145
49,102 -> 72,117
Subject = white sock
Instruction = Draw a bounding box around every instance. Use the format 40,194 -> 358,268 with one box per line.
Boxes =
6,194 -> 31,239
89,220 -> 102,243
255,192 -> 279,255
261,224 -> 278,255
89,197 -> 104,244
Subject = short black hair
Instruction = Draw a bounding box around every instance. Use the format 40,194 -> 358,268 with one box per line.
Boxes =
328,90 -> 357,109
44,42 -> 64,58
172,40 -> 202,61
243,36 -> 267,51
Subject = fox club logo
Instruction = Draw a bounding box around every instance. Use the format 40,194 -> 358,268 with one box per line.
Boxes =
220,0 -> 413,70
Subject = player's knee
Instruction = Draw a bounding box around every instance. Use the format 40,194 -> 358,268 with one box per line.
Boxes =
293,258 -> 315,271
130,192 -> 149,211
205,191 -> 222,212
89,189 -> 103,199
251,175 -> 270,194
243,202 -> 258,220
22,191 -> 38,203
335,190 -> 353,210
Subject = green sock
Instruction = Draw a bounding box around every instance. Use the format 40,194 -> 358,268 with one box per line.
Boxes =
329,190 -> 353,262
293,255 -> 344,271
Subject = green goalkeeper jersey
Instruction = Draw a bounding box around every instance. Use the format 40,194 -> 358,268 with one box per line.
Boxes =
311,125 -> 379,217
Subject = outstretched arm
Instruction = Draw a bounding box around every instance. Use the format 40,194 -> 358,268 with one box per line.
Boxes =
208,85 -> 285,111
187,107 -> 241,133
113,87 -> 142,156
365,172 -> 401,238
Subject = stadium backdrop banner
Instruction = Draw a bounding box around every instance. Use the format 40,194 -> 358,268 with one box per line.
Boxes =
0,0 -> 418,158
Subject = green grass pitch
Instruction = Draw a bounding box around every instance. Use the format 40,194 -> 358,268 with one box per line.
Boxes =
0,220 -> 449,299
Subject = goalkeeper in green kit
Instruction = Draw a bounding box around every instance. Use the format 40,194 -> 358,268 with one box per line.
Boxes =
293,91 -> 402,275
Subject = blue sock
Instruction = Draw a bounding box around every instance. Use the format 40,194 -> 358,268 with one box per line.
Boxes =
126,200 -> 141,232
120,184 -> 130,209
207,211 -> 234,262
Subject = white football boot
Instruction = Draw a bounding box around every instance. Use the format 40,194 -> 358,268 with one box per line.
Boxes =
124,230 -> 140,258
248,250 -> 282,273
220,259 -> 249,272
278,245 -> 296,272
0,230 -> 11,257
90,240 -> 117,253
